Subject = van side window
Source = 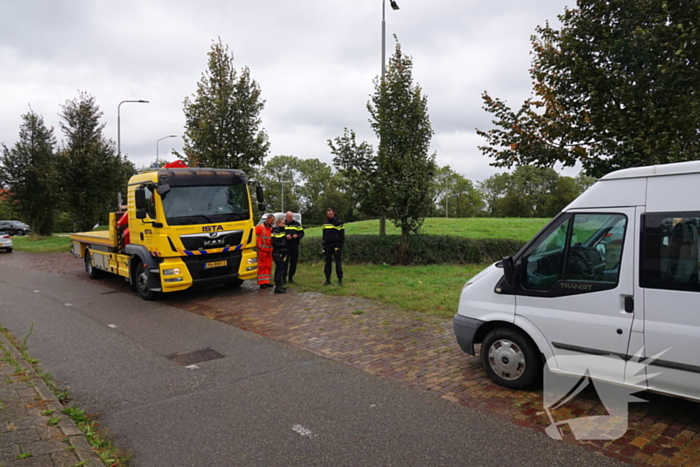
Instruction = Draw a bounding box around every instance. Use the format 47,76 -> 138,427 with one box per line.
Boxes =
523,218 -> 571,290
641,212 -> 700,292
566,214 -> 626,283
522,213 -> 627,291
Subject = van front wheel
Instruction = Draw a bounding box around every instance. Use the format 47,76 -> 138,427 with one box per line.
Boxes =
481,328 -> 540,390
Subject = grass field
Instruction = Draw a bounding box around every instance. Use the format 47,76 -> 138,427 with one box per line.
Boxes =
304,217 -> 549,241
290,262 -> 485,318
11,235 -> 72,253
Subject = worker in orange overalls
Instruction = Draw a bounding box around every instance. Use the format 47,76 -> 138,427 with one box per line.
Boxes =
255,214 -> 275,289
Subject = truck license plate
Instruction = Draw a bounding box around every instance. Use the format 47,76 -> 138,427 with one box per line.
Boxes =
204,260 -> 227,269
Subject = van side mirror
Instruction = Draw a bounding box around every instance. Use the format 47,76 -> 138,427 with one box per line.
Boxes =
503,256 -> 516,288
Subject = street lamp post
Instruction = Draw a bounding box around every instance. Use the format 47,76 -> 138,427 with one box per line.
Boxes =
156,135 -> 177,167
379,0 -> 399,236
117,100 -> 149,156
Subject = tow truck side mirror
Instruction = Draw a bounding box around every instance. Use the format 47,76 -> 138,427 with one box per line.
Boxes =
135,188 -> 147,219
256,185 -> 265,212
157,184 -> 171,198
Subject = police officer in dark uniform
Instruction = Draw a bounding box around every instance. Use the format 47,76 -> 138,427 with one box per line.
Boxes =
322,207 -> 345,286
284,211 -> 304,284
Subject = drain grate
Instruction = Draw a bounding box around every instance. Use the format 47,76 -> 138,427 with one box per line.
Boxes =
166,347 -> 225,366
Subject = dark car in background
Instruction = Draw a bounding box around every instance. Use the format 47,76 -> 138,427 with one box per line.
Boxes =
0,220 -> 30,236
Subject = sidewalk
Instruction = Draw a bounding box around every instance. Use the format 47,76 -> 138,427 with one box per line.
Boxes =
0,332 -> 102,467
3,251 -> 700,466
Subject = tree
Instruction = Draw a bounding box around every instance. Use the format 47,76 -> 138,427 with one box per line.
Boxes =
477,0 -> 700,178
257,155 -> 301,213
328,128 -> 378,217
57,92 -> 131,231
370,38 -> 436,257
0,110 -> 58,235
182,38 -> 269,172
431,166 -> 484,218
479,166 -> 559,218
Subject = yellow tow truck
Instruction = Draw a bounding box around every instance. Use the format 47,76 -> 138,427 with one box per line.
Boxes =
70,167 -> 265,300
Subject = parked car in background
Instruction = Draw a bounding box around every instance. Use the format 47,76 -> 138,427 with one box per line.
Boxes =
0,220 -> 30,236
0,231 -> 13,252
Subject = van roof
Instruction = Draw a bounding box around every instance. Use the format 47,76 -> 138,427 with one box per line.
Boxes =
601,160 -> 700,181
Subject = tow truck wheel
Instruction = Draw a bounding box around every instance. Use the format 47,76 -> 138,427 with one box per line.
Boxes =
136,262 -> 158,301
480,327 -> 541,390
85,251 -> 101,279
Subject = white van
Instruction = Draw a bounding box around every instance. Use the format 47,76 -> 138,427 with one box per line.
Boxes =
453,161 -> 700,402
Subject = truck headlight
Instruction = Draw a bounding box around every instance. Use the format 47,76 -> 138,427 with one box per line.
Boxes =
164,277 -> 184,283
163,268 -> 181,275
246,258 -> 258,264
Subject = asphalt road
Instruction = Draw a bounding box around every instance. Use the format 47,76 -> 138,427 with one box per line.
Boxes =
0,265 -> 627,466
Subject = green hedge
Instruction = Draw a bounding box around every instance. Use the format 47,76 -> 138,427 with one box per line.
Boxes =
298,235 -> 526,265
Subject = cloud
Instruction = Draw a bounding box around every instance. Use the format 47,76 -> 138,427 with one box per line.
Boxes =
1,0 -> 569,179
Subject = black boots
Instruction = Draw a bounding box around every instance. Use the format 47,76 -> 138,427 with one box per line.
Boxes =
323,280 -> 331,286
338,278 -> 344,286
274,286 -> 286,294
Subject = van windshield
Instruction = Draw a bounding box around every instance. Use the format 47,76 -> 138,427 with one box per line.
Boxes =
161,185 -> 250,226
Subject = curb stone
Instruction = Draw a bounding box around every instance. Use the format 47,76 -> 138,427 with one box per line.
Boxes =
0,332 -> 103,467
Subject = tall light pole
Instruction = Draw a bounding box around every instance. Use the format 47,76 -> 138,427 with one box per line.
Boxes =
379,0 -> 399,236
117,99 -> 149,156
156,135 -> 177,167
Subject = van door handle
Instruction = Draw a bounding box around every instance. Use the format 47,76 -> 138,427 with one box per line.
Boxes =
624,296 -> 634,313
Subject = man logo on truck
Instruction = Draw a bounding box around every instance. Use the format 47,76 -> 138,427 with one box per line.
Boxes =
203,238 -> 225,248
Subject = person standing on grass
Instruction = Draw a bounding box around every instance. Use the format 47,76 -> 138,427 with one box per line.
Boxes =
284,211 -> 304,284
322,207 -> 344,286
255,214 -> 275,289
271,216 -> 288,294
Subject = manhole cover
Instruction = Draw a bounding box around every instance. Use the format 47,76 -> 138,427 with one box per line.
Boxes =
166,347 -> 225,366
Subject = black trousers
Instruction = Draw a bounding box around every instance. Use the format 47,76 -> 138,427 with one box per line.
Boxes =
324,246 -> 343,280
273,251 -> 288,286
286,245 -> 299,279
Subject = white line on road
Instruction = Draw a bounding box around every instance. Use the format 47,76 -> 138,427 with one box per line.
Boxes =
292,424 -> 317,438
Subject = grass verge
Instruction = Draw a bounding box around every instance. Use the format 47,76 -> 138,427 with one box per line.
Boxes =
11,235 -> 72,253
290,262 -> 486,318
0,326 -> 129,466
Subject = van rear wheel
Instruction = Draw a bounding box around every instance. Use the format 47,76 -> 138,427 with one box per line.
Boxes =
481,328 -> 541,390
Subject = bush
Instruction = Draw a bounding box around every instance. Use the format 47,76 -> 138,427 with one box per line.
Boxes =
298,235 -> 526,265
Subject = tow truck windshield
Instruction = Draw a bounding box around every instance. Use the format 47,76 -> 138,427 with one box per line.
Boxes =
161,185 -> 250,226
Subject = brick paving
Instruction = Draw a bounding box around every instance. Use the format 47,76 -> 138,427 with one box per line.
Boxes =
3,251 -> 700,466
0,330 -> 102,467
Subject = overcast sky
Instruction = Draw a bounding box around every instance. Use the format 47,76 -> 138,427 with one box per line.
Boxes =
1,0 -> 573,183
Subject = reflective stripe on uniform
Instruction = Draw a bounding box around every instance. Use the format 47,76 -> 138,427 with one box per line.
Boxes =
323,225 -> 344,230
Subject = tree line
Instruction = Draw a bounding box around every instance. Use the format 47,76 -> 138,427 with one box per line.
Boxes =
0,93 -> 135,235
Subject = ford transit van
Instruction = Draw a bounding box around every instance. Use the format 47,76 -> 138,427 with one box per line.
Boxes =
453,161 -> 700,402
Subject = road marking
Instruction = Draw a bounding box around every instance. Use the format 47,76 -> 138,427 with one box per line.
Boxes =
108,324 -> 118,329
65,303 -> 73,307
292,424 -> 317,438
33,290 -> 40,293
185,364 -> 199,370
